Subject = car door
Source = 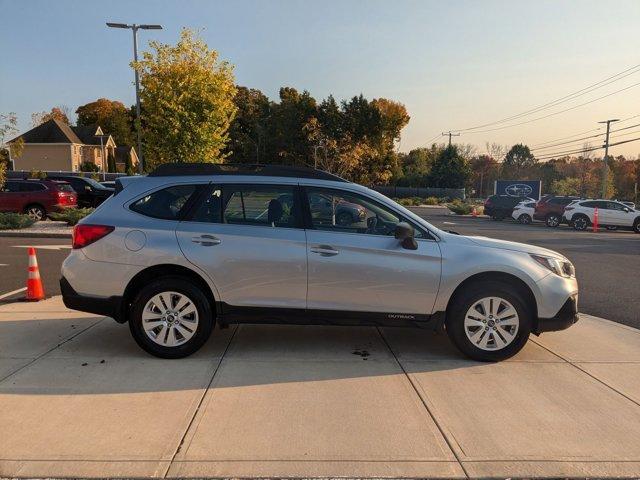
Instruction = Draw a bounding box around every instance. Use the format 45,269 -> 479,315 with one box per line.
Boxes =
0,181 -> 23,212
303,186 -> 442,318
175,183 -> 308,309
606,201 -> 633,226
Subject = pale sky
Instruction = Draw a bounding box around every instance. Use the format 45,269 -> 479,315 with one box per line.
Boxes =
1,0 -> 639,158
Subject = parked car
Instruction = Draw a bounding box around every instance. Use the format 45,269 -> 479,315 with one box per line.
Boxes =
617,200 -> 636,210
61,164 -> 579,362
100,181 -> 116,189
511,200 -> 537,224
533,195 -> 580,227
0,179 -> 77,220
46,175 -> 113,208
563,199 -> 640,232
483,195 -> 535,220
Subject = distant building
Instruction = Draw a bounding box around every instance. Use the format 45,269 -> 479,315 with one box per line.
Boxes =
8,118 -> 138,172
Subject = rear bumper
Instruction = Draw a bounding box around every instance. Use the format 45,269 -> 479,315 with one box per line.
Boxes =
535,294 -> 579,333
60,276 -> 124,322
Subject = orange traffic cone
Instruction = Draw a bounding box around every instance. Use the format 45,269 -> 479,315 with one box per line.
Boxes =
26,247 -> 45,301
593,207 -> 599,233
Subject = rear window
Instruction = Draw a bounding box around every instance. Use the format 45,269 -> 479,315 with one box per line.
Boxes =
130,185 -> 199,220
54,183 -> 75,193
20,182 -> 46,192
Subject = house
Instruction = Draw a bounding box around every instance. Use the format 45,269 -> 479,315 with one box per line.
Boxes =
8,118 -> 139,172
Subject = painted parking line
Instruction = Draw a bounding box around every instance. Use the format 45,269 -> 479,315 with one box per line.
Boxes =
11,245 -> 71,250
0,287 -> 27,300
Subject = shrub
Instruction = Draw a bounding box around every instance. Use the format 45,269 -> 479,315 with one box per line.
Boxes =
80,161 -> 100,173
423,196 -> 439,205
0,212 -> 36,230
447,199 -> 473,215
28,168 -> 46,179
48,207 -> 95,226
395,198 -> 414,206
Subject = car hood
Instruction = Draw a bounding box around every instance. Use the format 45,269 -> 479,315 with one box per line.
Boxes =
464,235 -> 567,260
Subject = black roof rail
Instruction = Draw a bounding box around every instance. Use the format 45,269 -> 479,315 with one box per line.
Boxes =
148,163 -> 348,182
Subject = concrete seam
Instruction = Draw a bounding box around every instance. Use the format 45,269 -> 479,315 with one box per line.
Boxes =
375,326 -> 470,479
162,324 -> 240,478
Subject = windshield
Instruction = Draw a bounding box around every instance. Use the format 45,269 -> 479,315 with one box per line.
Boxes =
84,177 -> 109,189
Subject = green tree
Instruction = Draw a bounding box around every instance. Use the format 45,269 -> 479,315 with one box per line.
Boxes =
551,177 -> 581,196
107,151 -> 117,173
76,98 -> 135,146
502,143 -> 537,179
396,147 -> 436,186
79,161 -> 99,173
226,86 -> 271,163
427,145 -> 471,188
134,28 -> 237,169
125,154 -> 135,176
1,112 -> 23,171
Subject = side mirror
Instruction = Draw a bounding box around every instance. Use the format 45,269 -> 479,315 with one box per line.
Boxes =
394,222 -> 418,250
85,185 -> 92,192
623,207 -> 630,213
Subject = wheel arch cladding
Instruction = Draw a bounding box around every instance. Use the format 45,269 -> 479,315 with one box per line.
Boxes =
122,264 -> 217,322
446,271 -> 538,328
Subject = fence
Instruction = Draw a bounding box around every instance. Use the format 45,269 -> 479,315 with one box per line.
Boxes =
370,185 -> 465,200
8,170 -> 129,181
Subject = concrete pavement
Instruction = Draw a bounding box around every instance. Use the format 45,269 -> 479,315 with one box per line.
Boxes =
1,297 -> 639,478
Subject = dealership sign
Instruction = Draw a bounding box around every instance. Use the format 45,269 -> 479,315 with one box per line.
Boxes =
494,180 -> 542,200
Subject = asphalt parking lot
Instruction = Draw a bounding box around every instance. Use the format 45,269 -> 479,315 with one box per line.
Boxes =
409,206 -> 640,329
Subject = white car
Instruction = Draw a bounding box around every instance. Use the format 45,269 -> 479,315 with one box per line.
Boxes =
563,199 -> 640,232
511,200 -> 537,224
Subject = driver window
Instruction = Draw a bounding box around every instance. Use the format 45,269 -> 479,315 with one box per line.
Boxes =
306,187 -> 423,238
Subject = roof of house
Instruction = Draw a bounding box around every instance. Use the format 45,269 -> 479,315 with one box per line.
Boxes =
71,125 -> 108,145
10,118 -> 82,144
115,146 -> 134,163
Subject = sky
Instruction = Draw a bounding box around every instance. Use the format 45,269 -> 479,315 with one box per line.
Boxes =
1,0 -> 639,158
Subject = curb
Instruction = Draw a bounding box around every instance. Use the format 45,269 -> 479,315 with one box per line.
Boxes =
0,231 -> 72,239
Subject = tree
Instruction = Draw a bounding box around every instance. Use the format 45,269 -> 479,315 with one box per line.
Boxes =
79,161 -> 99,172
134,28 -> 237,168
469,154 -> 498,197
1,112 -> 23,170
502,143 -> 537,178
76,98 -> 134,146
551,177 -> 581,196
125,154 -> 135,176
31,106 -> 70,126
226,86 -> 271,164
371,98 -> 410,150
427,145 -> 471,188
107,151 -> 117,173
396,147 -> 436,186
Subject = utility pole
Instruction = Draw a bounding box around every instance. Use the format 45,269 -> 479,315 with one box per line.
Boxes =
598,118 -> 619,198
107,22 -> 163,174
442,131 -> 460,147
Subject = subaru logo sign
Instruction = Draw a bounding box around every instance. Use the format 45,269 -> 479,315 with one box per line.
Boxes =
495,180 -> 541,199
505,184 -> 533,197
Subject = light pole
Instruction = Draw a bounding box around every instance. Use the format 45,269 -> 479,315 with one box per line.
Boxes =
106,22 -> 162,174
598,118 -> 619,198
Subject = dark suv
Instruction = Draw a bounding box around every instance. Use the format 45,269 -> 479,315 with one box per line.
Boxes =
0,179 -> 77,220
534,196 -> 580,227
483,195 -> 534,220
47,175 -> 114,208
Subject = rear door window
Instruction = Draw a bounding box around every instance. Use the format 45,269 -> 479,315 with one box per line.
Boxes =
19,182 -> 46,192
220,185 -> 299,228
1,181 -> 20,192
130,184 -> 200,220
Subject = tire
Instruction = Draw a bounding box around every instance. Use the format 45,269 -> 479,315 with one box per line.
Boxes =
545,213 -> 560,227
129,277 -> 214,359
572,215 -> 589,231
518,214 -> 532,225
445,281 -> 532,362
24,204 -> 46,221
336,211 -> 353,226
633,218 -> 640,234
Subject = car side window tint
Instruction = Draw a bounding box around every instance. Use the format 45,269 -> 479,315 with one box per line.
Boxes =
607,202 -> 625,211
222,185 -> 298,228
131,184 -> 198,220
306,187 -> 424,238
190,186 -> 223,223
2,182 -> 20,192
20,182 -> 46,192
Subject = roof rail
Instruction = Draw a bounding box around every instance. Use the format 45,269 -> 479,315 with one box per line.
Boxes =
148,163 -> 348,182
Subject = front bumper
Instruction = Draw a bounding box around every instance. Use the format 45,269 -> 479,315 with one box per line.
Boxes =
60,276 -> 124,322
535,294 -> 579,333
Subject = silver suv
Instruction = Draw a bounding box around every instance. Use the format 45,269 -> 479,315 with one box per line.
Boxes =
61,164 -> 579,361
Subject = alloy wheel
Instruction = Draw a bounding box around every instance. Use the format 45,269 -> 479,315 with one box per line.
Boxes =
464,296 -> 520,351
546,215 -> 560,227
142,291 -> 199,347
573,217 -> 587,230
26,206 -> 44,221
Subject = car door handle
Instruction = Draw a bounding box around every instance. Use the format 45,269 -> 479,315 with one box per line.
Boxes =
191,234 -> 221,246
310,245 -> 339,256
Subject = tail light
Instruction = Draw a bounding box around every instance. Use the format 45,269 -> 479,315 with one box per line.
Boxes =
72,224 -> 114,249
564,206 -> 574,211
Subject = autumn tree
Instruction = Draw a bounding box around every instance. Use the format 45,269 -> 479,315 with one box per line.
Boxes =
31,106 -> 70,126
0,112 -> 23,175
134,28 -> 237,168
76,98 -> 134,146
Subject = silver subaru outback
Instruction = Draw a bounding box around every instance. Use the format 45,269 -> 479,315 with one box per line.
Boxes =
61,164 -> 579,361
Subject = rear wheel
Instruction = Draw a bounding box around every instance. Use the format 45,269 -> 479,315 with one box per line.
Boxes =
633,218 -> 640,234
24,204 -> 46,221
572,215 -> 589,231
518,214 -> 532,224
129,277 -> 214,358
545,213 -> 560,227
446,281 -> 532,361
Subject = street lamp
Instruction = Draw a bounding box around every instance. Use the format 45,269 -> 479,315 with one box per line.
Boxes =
106,22 -> 163,174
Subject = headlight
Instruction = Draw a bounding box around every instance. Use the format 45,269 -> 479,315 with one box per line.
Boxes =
530,254 -> 575,278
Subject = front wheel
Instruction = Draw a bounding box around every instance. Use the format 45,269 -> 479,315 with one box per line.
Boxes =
633,219 -> 640,234
518,214 -> 532,224
446,282 -> 532,361
25,204 -> 46,221
129,277 -> 214,358
545,214 -> 560,227
572,215 -> 589,231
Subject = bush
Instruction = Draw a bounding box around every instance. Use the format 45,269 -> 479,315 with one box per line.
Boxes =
447,199 -> 474,215
395,197 -> 414,206
423,196 -> 439,205
80,161 -> 100,173
48,207 -> 95,226
0,212 -> 36,230
28,168 -> 46,179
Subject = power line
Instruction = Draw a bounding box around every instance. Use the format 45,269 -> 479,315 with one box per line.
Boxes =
531,123 -> 640,152
534,136 -> 640,161
454,81 -> 640,134
452,63 -> 640,133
